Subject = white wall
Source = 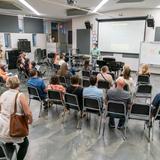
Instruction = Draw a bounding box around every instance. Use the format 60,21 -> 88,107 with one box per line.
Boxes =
72,8 -> 160,72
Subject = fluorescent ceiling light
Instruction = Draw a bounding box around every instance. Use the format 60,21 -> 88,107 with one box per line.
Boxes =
18,0 -> 40,15
156,5 -> 160,8
92,0 -> 109,13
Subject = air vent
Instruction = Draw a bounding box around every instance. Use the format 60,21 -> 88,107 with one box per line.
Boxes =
0,0 -> 21,10
117,0 -> 144,3
66,9 -> 88,16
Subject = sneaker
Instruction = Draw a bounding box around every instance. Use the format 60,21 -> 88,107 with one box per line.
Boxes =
117,125 -> 124,130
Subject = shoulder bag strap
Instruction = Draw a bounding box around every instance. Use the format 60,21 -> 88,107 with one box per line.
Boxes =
13,92 -> 19,114
100,73 -> 107,81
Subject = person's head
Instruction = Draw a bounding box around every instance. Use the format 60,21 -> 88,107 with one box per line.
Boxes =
116,77 -> 125,89
71,75 -> 80,85
60,53 -> 65,60
84,60 -> 90,69
19,51 -> 26,58
31,61 -> 36,68
123,65 -> 131,80
90,75 -> 97,86
101,66 -> 109,73
141,64 -> 149,75
93,43 -> 97,49
50,75 -> 59,85
58,62 -> 68,76
30,69 -> 38,77
6,76 -> 20,89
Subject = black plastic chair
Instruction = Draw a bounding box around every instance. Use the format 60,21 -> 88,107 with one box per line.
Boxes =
128,103 -> 152,142
63,93 -> 81,128
92,71 -> 99,76
27,86 -> 43,117
96,60 -> 106,70
103,100 -> 127,140
0,141 -> 17,160
59,76 -> 67,87
137,75 -> 150,84
82,79 -> 90,88
134,84 -> 152,103
97,80 -> 110,90
83,96 -> 103,134
82,70 -> 90,79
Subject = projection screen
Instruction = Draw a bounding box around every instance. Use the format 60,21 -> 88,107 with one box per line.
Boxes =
98,19 -> 146,54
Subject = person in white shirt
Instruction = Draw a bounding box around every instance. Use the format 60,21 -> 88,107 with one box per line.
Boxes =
58,53 -> 66,66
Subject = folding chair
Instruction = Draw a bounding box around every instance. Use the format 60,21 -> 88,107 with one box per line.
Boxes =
134,84 -> 152,103
103,100 -> 127,140
83,96 -> 103,134
92,71 -> 99,76
63,93 -> 81,128
82,70 -> 90,79
152,105 -> 160,140
128,103 -> 152,142
27,86 -> 43,117
137,75 -> 150,85
47,90 -> 64,116
59,76 -> 67,87
0,141 -> 17,160
82,79 -> 90,88
97,80 -> 110,90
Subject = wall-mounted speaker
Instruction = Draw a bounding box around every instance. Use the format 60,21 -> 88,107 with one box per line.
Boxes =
147,18 -> 154,28
85,21 -> 92,29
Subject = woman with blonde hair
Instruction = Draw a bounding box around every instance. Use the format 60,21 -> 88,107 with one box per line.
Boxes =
97,66 -> 113,85
139,64 -> 150,76
0,76 -> 32,160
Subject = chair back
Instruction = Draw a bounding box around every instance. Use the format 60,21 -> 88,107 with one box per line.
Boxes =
98,80 -> 110,89
48,90 -> 63,104
107,100 -> 126,116
83,96 -> 102,114
64,93 -> 80,111
129,103 -> 151,121
137,84 -> 152,94
27,86 -> 41,100
137,75 -> 150,84
0,141 -> 16,160
96,60 -> 106,69
82,70 -> 90,78
92,71 -> 99,76
59,76 -> 66,86
82,79 -> 90,88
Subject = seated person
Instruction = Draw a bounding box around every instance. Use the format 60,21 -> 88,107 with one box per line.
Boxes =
121,65 -> 134,93
48,75 -> 66,93
83,60 -> 91,71
58,53 -> 66,66
67,75 -> 83,111
106,77 -> 131,129
27,70 -> 47,101
0,67 -> 8,82
152,93 -> 160,117
57,62 -> 72,84
97,66 -> 113,86
83,76 -> 103,107
138,64 -> 150,76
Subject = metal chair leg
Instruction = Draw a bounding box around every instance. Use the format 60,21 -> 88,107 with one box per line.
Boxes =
39,102 -> 42,117
99,115 -> 102,134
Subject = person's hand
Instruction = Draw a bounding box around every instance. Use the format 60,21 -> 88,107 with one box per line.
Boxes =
27,115 -> 33,124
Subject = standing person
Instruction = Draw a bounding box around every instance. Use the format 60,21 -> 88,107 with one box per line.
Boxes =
90,43 -> 101,70
0,76 -> 32,160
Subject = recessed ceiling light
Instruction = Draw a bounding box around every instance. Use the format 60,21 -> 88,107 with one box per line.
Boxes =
92,0 -> 109,13
18,0 -> 40,15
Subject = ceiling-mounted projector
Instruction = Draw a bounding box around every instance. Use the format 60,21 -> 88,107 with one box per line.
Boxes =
67,0 -> 77,5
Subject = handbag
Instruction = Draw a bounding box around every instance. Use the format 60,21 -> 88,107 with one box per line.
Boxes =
10,92 -> 29,137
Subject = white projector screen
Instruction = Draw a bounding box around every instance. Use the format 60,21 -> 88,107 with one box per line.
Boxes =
98,20 -> 145,54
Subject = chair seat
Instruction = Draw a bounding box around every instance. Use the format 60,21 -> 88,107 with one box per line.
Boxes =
129,115 -> 149,121
85,108 -> 100,115
135,93 -> 151,98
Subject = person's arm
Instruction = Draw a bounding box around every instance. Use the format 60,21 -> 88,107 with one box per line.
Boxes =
19,94 -> 33,124
41,80 -> 47,93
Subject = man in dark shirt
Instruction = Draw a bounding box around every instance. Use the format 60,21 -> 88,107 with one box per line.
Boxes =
106,77 -> 131,129
66,75 -> 83,111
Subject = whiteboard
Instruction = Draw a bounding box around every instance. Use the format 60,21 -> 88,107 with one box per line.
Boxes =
140,42 -> 160,65
98,20 -> 145,54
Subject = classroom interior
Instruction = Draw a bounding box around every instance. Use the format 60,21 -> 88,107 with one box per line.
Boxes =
0,0 -> 160,160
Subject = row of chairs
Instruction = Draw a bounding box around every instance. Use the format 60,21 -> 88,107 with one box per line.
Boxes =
27,86 -> 157,142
